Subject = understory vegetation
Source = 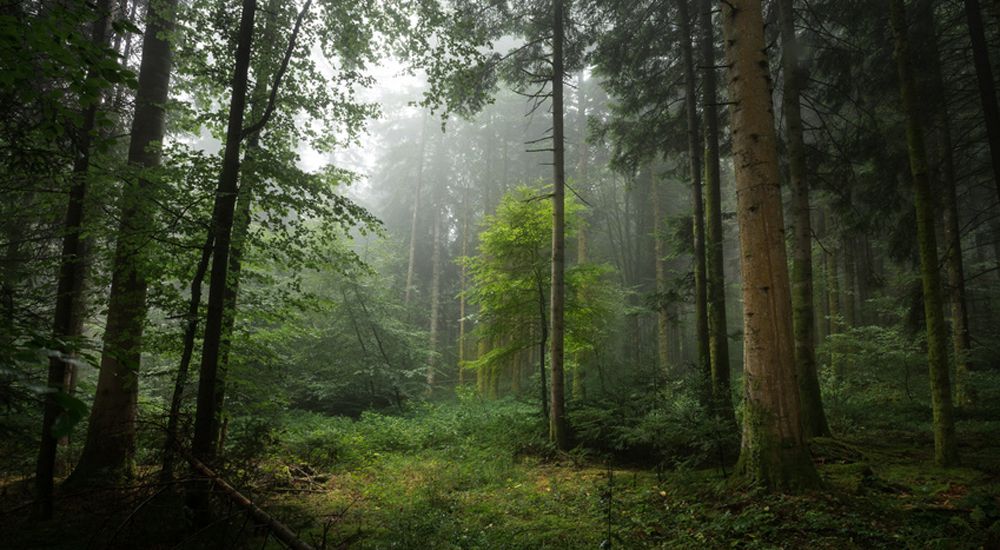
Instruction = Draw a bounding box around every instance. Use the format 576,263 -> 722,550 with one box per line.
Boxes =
5,369 -> 1000,548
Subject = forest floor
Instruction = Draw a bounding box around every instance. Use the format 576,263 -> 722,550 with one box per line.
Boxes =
266,426 -> 1000,549
3,397 -> 1000,549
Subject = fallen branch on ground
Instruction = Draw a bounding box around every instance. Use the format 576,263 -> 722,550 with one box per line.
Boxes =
176,446 -> 314,550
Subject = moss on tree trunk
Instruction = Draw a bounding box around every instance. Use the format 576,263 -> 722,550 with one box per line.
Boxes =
889,0 -> 959,467
721,0 -> 821,492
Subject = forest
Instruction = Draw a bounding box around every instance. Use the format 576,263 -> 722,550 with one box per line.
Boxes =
2,0 -> 1000,547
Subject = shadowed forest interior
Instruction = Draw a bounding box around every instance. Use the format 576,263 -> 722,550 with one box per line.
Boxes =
3,0 -> 1000,548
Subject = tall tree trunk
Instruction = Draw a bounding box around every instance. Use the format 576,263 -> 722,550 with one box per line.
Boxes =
778,0 -> 830,439
917,0 -> 975,408
941,127 -> 973,407
458,188 -> 469,385
889,0 -> 958,467
69,0 -> 176,486
548,0 -> 568,450
426,205 -> 442,391
962,0 -> 1000,201
212,151 -> 256,452
191,0 -> 257,467
698,0 -> 734,423
573,72 -> 590,396
652,173 -> 670,373
574,217 -> 588,401
188,0 -> 311,472
160,11 -> 273,475
814,216 -> 828,346
854,235 -> 873,325
678,0 -> 709,394
722,0 -> 820,491
843,238 -> 857,329
35,0 -> 113,518
404,115 -> 428,306
537,274 -> 549,422
209,56 -> 275,459
828,247 -> 842,377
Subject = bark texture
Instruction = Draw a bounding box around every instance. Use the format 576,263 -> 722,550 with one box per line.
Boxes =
70,0 -> 176,485
652,173 -> 670,373
722,0 -> 820,491
916,0 -> 973,407
778,0 -> 829,438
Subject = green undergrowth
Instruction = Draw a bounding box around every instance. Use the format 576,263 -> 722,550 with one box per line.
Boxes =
253,395 -> 1000,549
5,388 -> 999,549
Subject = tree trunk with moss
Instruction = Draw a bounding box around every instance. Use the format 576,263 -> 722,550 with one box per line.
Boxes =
722,0 -> 821,491
889,0 -> 959,467
826,244 -> 841,376
915,0 -> 974,408
778,0 -> 830,439
940,135 -> 973,407
843,238 -> 857,329
652,173 -> 670,373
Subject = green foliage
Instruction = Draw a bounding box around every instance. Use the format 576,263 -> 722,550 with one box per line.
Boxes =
462,185 -> 616,379
820,322 -> 928,432
571,377 -> 731,468
279,395 -> 539,470
243,384 -> 1000,550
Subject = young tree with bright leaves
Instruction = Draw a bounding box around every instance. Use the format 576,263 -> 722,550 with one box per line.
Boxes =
463,186 -> 612,417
